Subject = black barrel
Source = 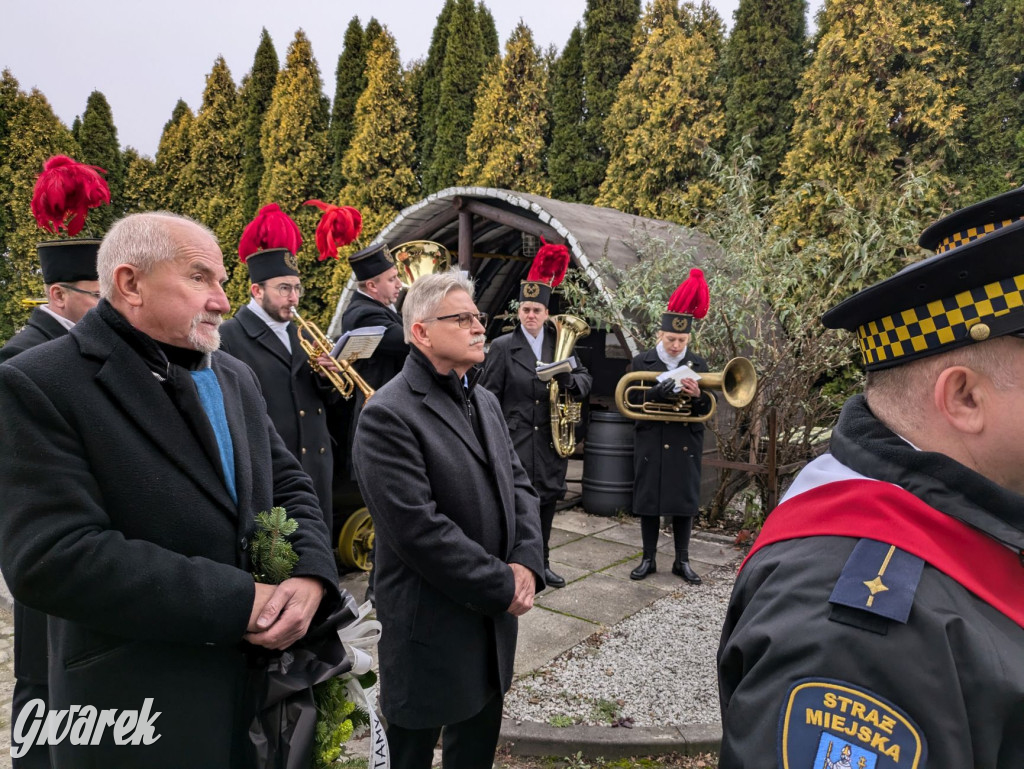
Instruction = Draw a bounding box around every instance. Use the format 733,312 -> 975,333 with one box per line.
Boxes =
582,411 -> 634,516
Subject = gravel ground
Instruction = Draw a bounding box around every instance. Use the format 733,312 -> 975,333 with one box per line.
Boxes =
503,566 -> 735,729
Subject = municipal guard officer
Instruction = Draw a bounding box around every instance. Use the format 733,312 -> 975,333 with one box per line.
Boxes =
718,188 -> 1024,768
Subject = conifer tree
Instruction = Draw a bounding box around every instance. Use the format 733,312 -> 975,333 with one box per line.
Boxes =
548,25 -> 589,201
238,29 -> 279,220
120,148 -> 160,215
478,3 -> 500,61
415,0 -> 456,183
461,23 -> 550,194
364,18 -> 385,49
0,89 -> 79,342
339,28 -> 418,310
260,29 -> 332,324
579,0 -> 641,203
724,0 -> 806,185
77,90 -> 123,233
71,116 -> 82,143
954,0 -> 1024,198
154,99 -> 194,213
0,69 -> 26,261
328,17 -> 367,194
774,0 -> 963,244
423,0 -> 486,192
596,0 -> 727,224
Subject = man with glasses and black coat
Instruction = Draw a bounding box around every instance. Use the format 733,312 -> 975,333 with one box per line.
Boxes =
220,204 -> 340,522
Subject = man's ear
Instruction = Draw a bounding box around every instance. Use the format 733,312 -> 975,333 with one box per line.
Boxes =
46,283 -> 66,310
250,283 -> 262,301
410,321 -> 431,348
113,265 -> 144,308
934,365 -> 985,435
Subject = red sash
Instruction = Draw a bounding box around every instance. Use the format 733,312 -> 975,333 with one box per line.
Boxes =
743,479 -> 1024,628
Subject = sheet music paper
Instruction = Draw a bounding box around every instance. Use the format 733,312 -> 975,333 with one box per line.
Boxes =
331,326 -> 386,360
536,356 -> 578,382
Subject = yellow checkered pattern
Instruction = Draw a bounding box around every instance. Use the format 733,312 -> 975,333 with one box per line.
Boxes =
935,217 -> 1024,253
857,273 -> 1024,366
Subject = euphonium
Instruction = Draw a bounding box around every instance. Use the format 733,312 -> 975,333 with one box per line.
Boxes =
614,356 -> 756,423
290,306 -> 375,402
548,314 -> 590,458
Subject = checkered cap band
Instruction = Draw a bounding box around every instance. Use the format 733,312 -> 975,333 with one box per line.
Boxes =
935,216 -> 1024,254
857,273 -> 1024,366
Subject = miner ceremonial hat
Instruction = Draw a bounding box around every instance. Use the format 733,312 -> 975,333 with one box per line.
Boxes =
823,186 -> 1024,370
238,204 -> 302,283
519,238 -> 570,307
30,155 -> 109,284
662,268 -> 709,334
349,242 -> 395,281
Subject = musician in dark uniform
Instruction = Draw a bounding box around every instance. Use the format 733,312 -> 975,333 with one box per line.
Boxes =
718,188 -> 1024,768
628,269 -> 711,584
480,242 -> 592,588
0,156 -> 107,769
219,204 -> 339,521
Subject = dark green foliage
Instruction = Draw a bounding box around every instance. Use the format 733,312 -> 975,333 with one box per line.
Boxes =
77,91 -> 122,233
119,148 -> 160,214
548,25 -> 589,201
423,0 -> 487,192
328,17 -> 367,194
71,116 -> 81,143
415,0 -> 455,189
579,0 -> 641,203
239,29 -> 279,220
154,99 -> 194,213
724,0 -> 807,186
0,69 -> 25,260
953,0 -> 1024,198
364,18 -> 385,48
251,507 -> 299,585
477,2 -> 500,61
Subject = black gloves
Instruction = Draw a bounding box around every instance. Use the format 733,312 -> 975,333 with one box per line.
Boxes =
552,371 -> 573,387
648,378 -> 679,402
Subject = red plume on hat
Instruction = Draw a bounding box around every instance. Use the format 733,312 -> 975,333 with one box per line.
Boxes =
303,200 -> 363,261
238,204 -> 303,262
667,268 -> 710,318
527,237 -> 570,287
31,155 -> 110,236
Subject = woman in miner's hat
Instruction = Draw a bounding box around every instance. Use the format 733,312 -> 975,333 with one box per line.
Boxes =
628,269 -> 711,585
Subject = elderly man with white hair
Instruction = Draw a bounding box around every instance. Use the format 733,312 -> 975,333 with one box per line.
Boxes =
0,211 -> 340,768
354,270 -> 544,769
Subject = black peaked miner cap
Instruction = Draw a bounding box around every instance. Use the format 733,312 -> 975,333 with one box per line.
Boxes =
349,242 -> 395,282
246,248 -> 300,284
38,239 -> 100,284
823,186 -> 1024,370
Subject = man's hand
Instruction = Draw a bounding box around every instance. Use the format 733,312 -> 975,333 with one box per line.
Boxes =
315,354 -> 340,375
245,576 -> 325,650
507,563 -> 536,616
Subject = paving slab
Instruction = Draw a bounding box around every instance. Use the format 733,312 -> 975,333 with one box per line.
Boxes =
552,509 -> 620,536
549,536 -> 639,573
657,536 -> 743,567
537,571 -> 665,625
593,521 -> 669,550
513,606 -> 598,676
547,527 -> 585,549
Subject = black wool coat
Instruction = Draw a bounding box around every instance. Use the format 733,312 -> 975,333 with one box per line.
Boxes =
353,348 -> 544,729
219,304 -> 338,519
0,307 -> 68,362
479,325 -> 592,504
0,307 -> 340,769
630,347 -> 710,518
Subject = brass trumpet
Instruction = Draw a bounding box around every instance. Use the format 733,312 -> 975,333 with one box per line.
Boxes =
290,306 -> 375,402
615,356 -> 756,423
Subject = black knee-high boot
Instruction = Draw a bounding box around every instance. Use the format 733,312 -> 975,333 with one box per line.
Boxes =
671,516 -> 701,584
540,501 -> 565,587
630,516 -> 661,580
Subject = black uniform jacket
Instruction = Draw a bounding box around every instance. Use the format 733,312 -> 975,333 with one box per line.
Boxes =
479,325 -> 592,504
219,304 -> 338,518
0,306 -> 340,769
718,395 -> 1024,769
0,309 -> 71,688
353,347 -> 544,729
0,307 -> 68,362
630,347 -> 710,517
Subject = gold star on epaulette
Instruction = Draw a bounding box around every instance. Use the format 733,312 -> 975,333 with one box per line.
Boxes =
863,545 -> 896,607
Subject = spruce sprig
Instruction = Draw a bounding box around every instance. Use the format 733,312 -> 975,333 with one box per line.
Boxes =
251,507 -> 299,584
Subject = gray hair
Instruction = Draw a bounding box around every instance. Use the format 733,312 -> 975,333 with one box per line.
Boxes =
97,212 -> 216,299
402,270 -> 476,343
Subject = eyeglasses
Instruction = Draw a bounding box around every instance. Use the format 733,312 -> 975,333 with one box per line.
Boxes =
264,282 -> 304,298
421,312 -> 488,329
58,283 -> 101,299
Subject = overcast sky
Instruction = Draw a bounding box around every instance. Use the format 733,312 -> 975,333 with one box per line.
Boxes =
3,0 -> 819,158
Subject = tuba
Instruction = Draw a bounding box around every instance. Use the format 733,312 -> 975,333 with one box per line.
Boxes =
290,306 -> 375,402
615,356 -> 756,423
390,240 -> 452,283
548,314 -> 590,458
